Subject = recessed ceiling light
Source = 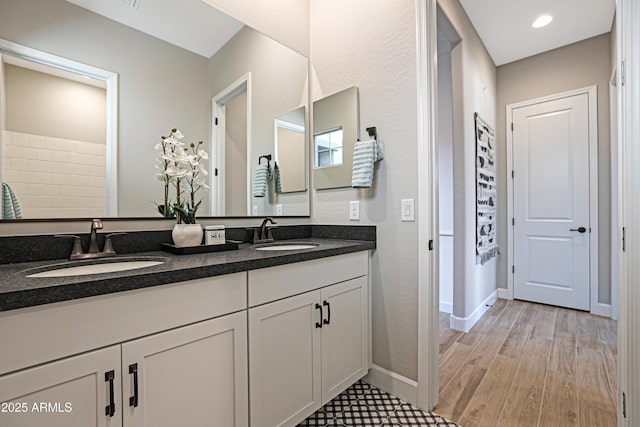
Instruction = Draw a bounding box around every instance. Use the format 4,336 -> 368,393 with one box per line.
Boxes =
532,15 -> 553,28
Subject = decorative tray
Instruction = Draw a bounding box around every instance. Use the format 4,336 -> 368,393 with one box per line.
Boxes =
160,241 -> 239,255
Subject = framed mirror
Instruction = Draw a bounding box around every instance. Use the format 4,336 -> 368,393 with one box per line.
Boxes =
0,0 -> 309,220
312,87 -> 359,190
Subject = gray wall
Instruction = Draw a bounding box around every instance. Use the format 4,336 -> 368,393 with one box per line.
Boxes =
310,0 -> 419,380
438,0 -> 499,320
5,64 -> 106,145
438,49 -> 454,311
496,33 -> 612,304
0,0 -> 211,217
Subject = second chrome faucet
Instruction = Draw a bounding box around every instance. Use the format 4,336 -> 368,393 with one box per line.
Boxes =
253,217 -> 277,243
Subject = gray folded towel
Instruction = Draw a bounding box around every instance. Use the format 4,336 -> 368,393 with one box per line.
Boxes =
352,139 -> 384,188
2,182 -> 22,219
274,162 -> 283,194
253,164 -> 272,197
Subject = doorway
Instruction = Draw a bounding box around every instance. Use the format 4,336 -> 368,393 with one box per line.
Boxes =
211,72 -> 252,216
507,87 -> 598,311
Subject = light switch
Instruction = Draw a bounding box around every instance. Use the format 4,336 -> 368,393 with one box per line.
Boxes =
349,201 -> 360,221
276,204 -> 283,216
401,199 -> 415,222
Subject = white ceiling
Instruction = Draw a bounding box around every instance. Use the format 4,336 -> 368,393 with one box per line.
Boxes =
66,0 -> 244,58
459,0 -> 616,66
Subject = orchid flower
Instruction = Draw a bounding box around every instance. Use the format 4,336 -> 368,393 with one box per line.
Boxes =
155,129 -> 209,224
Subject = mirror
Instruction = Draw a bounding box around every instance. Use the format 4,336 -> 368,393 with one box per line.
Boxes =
312,87 -> 359,190
0,0 -> 309,219
275,107 -> 307,194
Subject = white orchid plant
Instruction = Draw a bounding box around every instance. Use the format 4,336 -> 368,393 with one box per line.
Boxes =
155,128 -> 209,224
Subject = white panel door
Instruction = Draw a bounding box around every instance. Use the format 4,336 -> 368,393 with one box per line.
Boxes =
0,345 -> 121,427
321,277 -> 369,403
121,312 -> 248,427
249,290 -> 322,427
512,93 -> 591,310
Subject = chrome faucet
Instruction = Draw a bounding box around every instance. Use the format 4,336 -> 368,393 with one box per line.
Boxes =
254,217 -> 277,243
55,219 -> 125,260
88,219 -> 103,253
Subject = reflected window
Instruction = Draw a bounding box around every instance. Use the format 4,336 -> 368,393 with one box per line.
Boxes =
314,128 -> 343,168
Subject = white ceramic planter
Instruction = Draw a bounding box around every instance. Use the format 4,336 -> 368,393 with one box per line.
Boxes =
172,224 -> 204,247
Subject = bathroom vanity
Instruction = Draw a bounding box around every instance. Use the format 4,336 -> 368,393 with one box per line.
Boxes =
0,232 -> 374,427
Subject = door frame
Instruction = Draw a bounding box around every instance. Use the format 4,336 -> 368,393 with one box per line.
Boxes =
211,72 -> 252,216
505,85 -> 600,315
416,0 -> 440,411
610,68 -> 620,321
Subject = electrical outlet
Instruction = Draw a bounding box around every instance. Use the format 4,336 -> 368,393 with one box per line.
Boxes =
349,201 -> 360,221
252,205 -> 259,216
401,199 -> 415,222
276,204 -> 283,216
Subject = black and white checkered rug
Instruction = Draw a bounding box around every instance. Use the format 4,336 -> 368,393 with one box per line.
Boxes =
298,380 -> 458,426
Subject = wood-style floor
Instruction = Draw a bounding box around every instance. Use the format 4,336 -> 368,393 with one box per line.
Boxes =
435,299 -> 617,427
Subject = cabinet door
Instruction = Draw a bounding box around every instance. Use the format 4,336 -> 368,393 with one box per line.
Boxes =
249,290 -> 322,427
121,311 -> 248,427
0,345 -> 122,427
321,276 -> 369,402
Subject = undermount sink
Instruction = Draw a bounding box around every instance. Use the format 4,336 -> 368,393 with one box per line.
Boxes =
24,257 -> 167,278
254,242 -> 319,251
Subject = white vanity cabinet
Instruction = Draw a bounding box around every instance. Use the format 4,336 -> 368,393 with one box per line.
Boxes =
0,250 -> 371,427
248,252 -> 370,427
0,345 -> 122,427
121,311 -> 248,427
0,273 -> 248,427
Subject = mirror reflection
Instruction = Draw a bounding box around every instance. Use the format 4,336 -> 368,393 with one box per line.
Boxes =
312,86 -> 359,190
0,0 -> 309,220
314,128 -> 343,168
275,107 -> 307,194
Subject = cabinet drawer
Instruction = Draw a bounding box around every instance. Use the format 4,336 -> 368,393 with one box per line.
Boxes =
248,251 -> 368,307
0,273 -> 246,376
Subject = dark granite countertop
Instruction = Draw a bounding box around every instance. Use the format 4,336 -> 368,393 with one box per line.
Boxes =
0,237 -> 375,312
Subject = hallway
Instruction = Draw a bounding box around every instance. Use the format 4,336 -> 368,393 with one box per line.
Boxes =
436,299 -> 617,426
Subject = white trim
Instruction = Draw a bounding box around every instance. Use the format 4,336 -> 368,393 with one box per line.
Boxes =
416,0 -> 439,411
497,288 -> 510,300
610,68 -> 620,321
619,0 -> 640,423
593,303 -> 613,318
211,72 -> 252,216
505,86 -> 599,313
449,290 -> 498,333
364,364 -> 418,407
439,301 -> 453,314
0,39 -> 119,216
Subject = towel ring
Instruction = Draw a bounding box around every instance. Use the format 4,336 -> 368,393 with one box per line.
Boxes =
259,154 -> 272,166
366,127 -> 377,141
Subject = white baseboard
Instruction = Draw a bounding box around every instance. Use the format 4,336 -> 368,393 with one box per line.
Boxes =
450,289 -> 498,333
594,303 -> 613,318
439,301 -> 453,313
363,364 -> 418,406
497,288 -> 510,300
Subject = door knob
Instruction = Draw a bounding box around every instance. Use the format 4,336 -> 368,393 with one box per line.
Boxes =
570,227 -> 587,233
